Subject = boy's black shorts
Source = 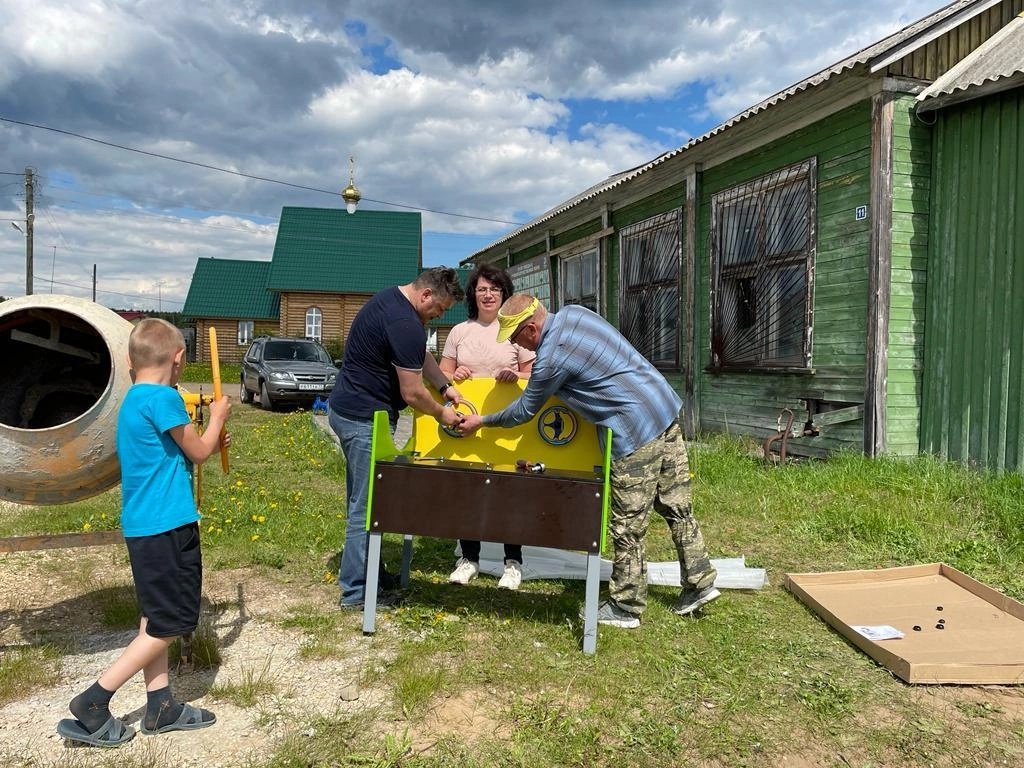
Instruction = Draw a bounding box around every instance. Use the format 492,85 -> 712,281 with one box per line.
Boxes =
125,522 -> 202,638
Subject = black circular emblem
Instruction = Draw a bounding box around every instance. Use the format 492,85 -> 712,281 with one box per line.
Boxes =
537,405 -> 578,445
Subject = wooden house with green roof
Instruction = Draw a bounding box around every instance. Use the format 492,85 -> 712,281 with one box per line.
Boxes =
266,207 -> 423,344
182,258 -> 279,363
184,207 -> 429,363
465,0 -> 1024,471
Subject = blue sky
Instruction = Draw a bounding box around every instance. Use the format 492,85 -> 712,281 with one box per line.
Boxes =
0,0 -> 942,309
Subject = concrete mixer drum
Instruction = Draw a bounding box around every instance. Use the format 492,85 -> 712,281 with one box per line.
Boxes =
0,295 -> 133,505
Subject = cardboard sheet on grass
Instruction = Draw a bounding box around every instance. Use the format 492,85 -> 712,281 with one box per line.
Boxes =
785,563 -> 1024,684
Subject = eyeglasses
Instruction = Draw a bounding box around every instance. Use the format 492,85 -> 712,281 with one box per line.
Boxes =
510,321 -> 531,345
475,286 -> 503,295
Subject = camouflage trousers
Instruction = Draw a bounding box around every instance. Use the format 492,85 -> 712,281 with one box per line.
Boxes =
608,421 -> 716,614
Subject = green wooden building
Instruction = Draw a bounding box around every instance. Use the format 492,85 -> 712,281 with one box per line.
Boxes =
467,0 -> 1024,470
181,258 -> 279,363
917,10 -> 1024,470
183,208 -> 426,362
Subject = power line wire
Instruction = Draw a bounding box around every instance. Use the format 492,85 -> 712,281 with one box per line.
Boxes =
37,175 -> 279,225
1,116 -> 522,225
37,191 -> 279,238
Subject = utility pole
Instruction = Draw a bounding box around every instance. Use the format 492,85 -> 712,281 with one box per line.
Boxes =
92,264 -> 97,302
24,167 -> 34,296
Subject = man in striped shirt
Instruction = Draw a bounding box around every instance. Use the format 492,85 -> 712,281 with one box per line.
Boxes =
457,294 -> 719,628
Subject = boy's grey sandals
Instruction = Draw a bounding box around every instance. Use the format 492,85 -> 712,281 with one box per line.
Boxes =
56,715 -> 136,747
140,702 -> 216,735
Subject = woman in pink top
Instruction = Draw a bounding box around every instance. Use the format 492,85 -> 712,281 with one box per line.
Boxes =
440,264 -> 534,590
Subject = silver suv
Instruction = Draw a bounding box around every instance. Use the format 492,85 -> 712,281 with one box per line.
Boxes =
240,336 -> 339,410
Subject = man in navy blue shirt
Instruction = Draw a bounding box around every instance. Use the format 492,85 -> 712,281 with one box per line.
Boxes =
329,267 -> 466,609
458,294 -> 719,628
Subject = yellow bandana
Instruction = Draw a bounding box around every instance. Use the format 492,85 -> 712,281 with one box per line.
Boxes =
496,297 -> 539,343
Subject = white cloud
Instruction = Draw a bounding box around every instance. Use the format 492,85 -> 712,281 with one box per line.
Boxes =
0,0 -> 950,308
4,2 -> 141,79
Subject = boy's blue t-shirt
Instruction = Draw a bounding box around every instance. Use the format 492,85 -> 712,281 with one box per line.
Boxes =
117,383 -> 198,537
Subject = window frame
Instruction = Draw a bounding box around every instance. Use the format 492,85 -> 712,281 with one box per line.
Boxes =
237,320 -> 254,346
617,209 -> 683,371
305,306 -> 323,341
709,158 -> 816,373
558,248 -> 600,313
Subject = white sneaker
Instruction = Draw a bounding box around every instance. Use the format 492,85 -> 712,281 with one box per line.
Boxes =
498,560 -> 522,590
449,557 -> 479,585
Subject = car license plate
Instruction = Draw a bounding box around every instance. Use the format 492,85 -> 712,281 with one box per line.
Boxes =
298,383 -> 322,391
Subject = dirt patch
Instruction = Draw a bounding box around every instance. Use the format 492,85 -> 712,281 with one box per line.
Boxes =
908,683 -> 1024,730
0,544 -> 392,767
407,689 -> 507,754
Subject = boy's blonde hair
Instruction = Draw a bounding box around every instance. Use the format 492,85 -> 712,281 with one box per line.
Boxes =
129,318 -> 185,369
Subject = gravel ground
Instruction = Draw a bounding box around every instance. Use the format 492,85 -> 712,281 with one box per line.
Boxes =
0,409 -> 455,767
0,530 -> 395,767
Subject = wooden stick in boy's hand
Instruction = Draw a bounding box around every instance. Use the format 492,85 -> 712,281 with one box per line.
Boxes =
208,327 -> 230,473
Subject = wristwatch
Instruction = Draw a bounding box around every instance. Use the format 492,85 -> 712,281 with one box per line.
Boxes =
438,381 -> 454,396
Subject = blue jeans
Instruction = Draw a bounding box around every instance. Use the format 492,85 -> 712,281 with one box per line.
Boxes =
329,408 -> 396,606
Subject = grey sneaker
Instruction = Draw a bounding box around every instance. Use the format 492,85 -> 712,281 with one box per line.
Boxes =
673,586 -> 720,616
339,591 -> 403,611
593,599 -> 641,629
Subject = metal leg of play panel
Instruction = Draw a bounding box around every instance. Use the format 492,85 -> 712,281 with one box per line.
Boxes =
582,550 -> 600,654
401,535 -> 413,587
362,531 -> 382,635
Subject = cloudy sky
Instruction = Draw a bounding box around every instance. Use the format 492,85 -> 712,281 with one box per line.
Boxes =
0,0 -> 942,310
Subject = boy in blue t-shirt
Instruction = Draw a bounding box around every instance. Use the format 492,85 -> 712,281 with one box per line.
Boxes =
57,318 -> 231,747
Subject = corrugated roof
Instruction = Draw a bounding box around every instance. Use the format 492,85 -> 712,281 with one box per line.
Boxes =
267,207 -> 422,292
916,11 -> 1024,110
468,0 -> 989,259
182,258 -> 278,320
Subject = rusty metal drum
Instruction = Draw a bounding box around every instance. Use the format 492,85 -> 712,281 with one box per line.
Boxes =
0,294 -> 133,505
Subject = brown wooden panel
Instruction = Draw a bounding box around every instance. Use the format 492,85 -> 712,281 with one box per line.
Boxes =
0,530 -> 123,553
371,462 -> 603,552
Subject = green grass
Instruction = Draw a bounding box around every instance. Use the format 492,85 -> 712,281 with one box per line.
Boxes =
3,410 -> 1023,767
280,604 -> 352,659
96,584 -> 140,628
169,614 -> 222,669
181,361 -> 241,384
209,656 -> 277,707
0,645 -> 61,706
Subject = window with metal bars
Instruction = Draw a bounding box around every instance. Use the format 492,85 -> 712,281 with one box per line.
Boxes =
710,159 -> 815,371
618,210 -> 682,369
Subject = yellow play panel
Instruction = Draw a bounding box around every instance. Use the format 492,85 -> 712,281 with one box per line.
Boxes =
412,378 -> 603,472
